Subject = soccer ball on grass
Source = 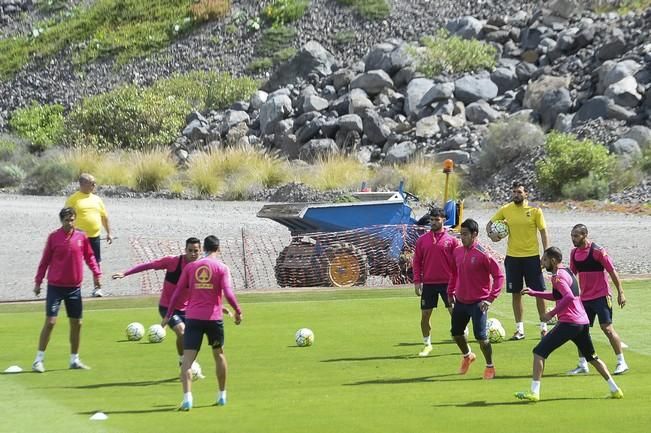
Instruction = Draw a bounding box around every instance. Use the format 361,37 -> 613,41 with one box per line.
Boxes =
125,322 -> 145,341
489,220 -> 509,240
190,361 -> 205,380
147,324 -> 166,343
486,318 -> 506,343
295,328 -> 314,347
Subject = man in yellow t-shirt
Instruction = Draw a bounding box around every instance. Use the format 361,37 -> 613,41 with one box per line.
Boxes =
486,181 -> 549,341
65,173 -> 112,297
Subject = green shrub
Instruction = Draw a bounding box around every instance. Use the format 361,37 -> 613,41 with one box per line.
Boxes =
411,29 -> 497,76
262,0 -> 310,27
0,164 -> 26,187
334,31 -> 356,45
129,149 -> 178,192
24,158 -> 76,195
641,146 -> 651,174
475,119 -> 544,177
335,0 -> 390,20
257,26 -> 297,58
9,103 -> 65,153
247,57 -> 274,73
536,132 -> 615,199
189,0 -> 231,21
560,172 -> 610,200
204,73 -> 259,111
272,47 -> 297,64
0,137 -> 18,161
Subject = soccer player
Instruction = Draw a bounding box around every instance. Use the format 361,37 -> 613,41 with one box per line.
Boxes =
412,207 -> 460,356
515,247 -> 623,402
65,173 -> 112,297
163,235 -> 242,411
448,219 -> 504,380
487,181 -> 549,340
112,237 -> 202,364
32,207 -> 102,373
567,224 -> 628,375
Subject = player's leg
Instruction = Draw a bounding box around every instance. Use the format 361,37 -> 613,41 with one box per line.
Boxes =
159,305 -> 185,363
33,285 -> 63,372
208,320 -> 227,405
88,236 -> 104,297
173,322 -> 185,358
523,256 -> 548,337
505,257 -> 525,339
64,288 -> 88,369
179,319 -> 203,410
418,284 -> 437,356
451,303 -> 475,374
573,325 -> 623,398
471,304 -> 494,379
568,301 -> 597,375
595,296 -> 628,374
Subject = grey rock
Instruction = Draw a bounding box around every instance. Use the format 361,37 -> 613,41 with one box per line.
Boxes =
607,104 -> 637,122
433,150 -> 470,165
419,82 -> 455,107
348,89 -> 375,115
384,141 -> 417,164
622,125 -> 651,149
573,96 -> 610,125
454,75 -> 498,104
549,0 -> 581,19
297,118 -> 325,144
302,95 -> 329,113
337,114 -> 364,134
599,60 -> 642,93
446,16 -> 483,40
554,112 -> 575,133
610,138 -> 641,157
440,134 -> 468,151
539,87 -> 572,130
404,78 -> 434,118
360,108 -> 390,145
263,41 -> 337,91
604,76 -> 642,108
332,69 -> 355,91
491,67 -> 519,94
523,75 -> 571,111
278,134 -> 300,159
249,91 -> 268,111
294,111 -> 321,129
222,110 -> 250,130
335,129 -> 362,152
393,67 -> 416,88
597,29 -> 627,61
415,116 -> 440,138
465,100 -> 501,124
298,138 -> 338,162
350,70 -> 394,95
260,95 -> 293,134
515,62 -> 538,83
185,111 -> 208,125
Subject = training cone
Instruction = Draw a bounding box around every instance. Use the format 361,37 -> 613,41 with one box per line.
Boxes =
4,365 -> 23,373
90,412 -> 108,421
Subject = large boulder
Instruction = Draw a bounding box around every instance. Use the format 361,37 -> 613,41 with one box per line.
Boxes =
384,141 -> 417,164
263,41 -> 337,91
523,75 -> 571,111
573,96 -> 610,125
465,100 -> 501,124
446,16 -> 483,40
604,76 -> 642,108
454,75 -> 498,104
539,87 -> 572,130
364,41 -> 413,75
404,78 -> 435,118
350,70 -> 394,96
622,125 -> 651,150
260,95 -> 293,134
360,109 -> 390,145
298,138 -> 339,162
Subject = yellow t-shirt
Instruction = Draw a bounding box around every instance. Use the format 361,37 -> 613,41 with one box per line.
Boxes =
65,192 -> 107,238
491,201 -> 546,257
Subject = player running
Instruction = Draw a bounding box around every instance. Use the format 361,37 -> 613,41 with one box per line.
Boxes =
412,207 -> 460,356
112,237 -> 202,365
567,224 -> 628,375
515,247 -> 623,402
448,219 -> 504,380
164,235 -> 242,411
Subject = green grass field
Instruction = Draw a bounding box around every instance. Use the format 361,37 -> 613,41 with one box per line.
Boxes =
1,281 -> 650,433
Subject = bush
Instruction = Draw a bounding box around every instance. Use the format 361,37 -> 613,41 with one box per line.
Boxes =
129,149 -> 178,191
247,57 -> 274,73
9,103 -> 65,153
411,29 -> 497,76
189,0 -> 231,21
0,137 -> 18,161
536,132 -> 615,199
256,26 -> 296,58
0,164 -> 26,187
335,0 -> 390,20
262,0 -> 309,27
296,155 -> 369,191
476,119 -> 544,176
641,146 -> 651,174
560,172 -> 610,200
24,159 -> 76,195
396,159 -> 459,203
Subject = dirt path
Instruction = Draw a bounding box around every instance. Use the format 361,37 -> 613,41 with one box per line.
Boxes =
1,193 -> 649,301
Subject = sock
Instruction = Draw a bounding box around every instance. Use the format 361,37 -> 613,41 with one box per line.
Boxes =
616,353 -> 625,363
578,357 -> 588,367
516,322 -> 524,333
486,364 -> 494,368
184,392 -> 193,404
423,336 -> 431,346
531,380 -> 541,395
218,390 -> 227,400
179,355 -> 184,364
35,351 -> 45,363
540,322 -> 548,332
463,350 -> 473,357
607,378 -> 619,392
70,353 -> 79,364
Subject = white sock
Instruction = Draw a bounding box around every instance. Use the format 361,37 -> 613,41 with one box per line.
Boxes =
218,390 -> 227,400
540,322 -> 548,332
516,322 -> 524,333
35,351 -> 45,363
531,380 -> 541,395
423,336 -> 431,346
578,357 -> 588,367
607,378 -> 619,392
179,355 -> 184,364
70,353 -> 79,364
463,350 -> 473,357
184,392 -> 193,404
616,353 -> 625,363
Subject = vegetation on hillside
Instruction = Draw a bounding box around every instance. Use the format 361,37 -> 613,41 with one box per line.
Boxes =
335,0 -> 391,20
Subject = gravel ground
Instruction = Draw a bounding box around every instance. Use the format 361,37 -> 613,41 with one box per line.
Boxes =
1,193 -> 649,302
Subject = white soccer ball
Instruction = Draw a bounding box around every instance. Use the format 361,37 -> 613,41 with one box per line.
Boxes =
486,318 -> 506,343
190,361 -> 205,381
125,322 -> 145,341
295,328 -> 314,347
489,220 -> 509,240
147,324 -> 166,343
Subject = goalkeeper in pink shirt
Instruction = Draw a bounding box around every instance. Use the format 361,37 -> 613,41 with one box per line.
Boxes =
164,235 -> 242,411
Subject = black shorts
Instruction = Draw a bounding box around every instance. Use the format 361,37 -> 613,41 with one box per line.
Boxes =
46,285 -> 82,319
582,296 -> 613,326
158,305 -> 186,328
184,319 -> 224,351
88,236 -> 101,263
504,255 -> 545,293
421,283 -> 450,310
450,301 -> 488,340
533,322 -> 597,361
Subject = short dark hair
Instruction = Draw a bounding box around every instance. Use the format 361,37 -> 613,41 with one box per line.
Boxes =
572,224 -> 588,235
59,207 -> 76,220
512,181 -> 528,192
429,207 -> 446,219
203,235 -> 220,252
185,237 -> 201,247
544,246 -> 563,262
460,218 -> 479,235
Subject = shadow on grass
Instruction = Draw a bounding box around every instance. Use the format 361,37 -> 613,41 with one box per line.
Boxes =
66,376 -> 178,389
343,370 -> 560,385
395,340 -> 456,347
78,403 -> 223,415
321,352 -> 457,362
433,396 -> 595,408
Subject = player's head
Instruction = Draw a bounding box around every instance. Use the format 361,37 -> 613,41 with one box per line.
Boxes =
203,235 -> 220,253
429,207 -> 446,232
571,224 -> 589,248
184,237 -> 201,262
542,246 -> 563,272
511,181 -> 528,204
79,173 -> 97,193
459,218 -> 479,248
59,207 -> 76,232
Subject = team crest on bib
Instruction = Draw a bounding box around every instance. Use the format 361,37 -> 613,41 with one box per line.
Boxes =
195,265 -> 213,289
